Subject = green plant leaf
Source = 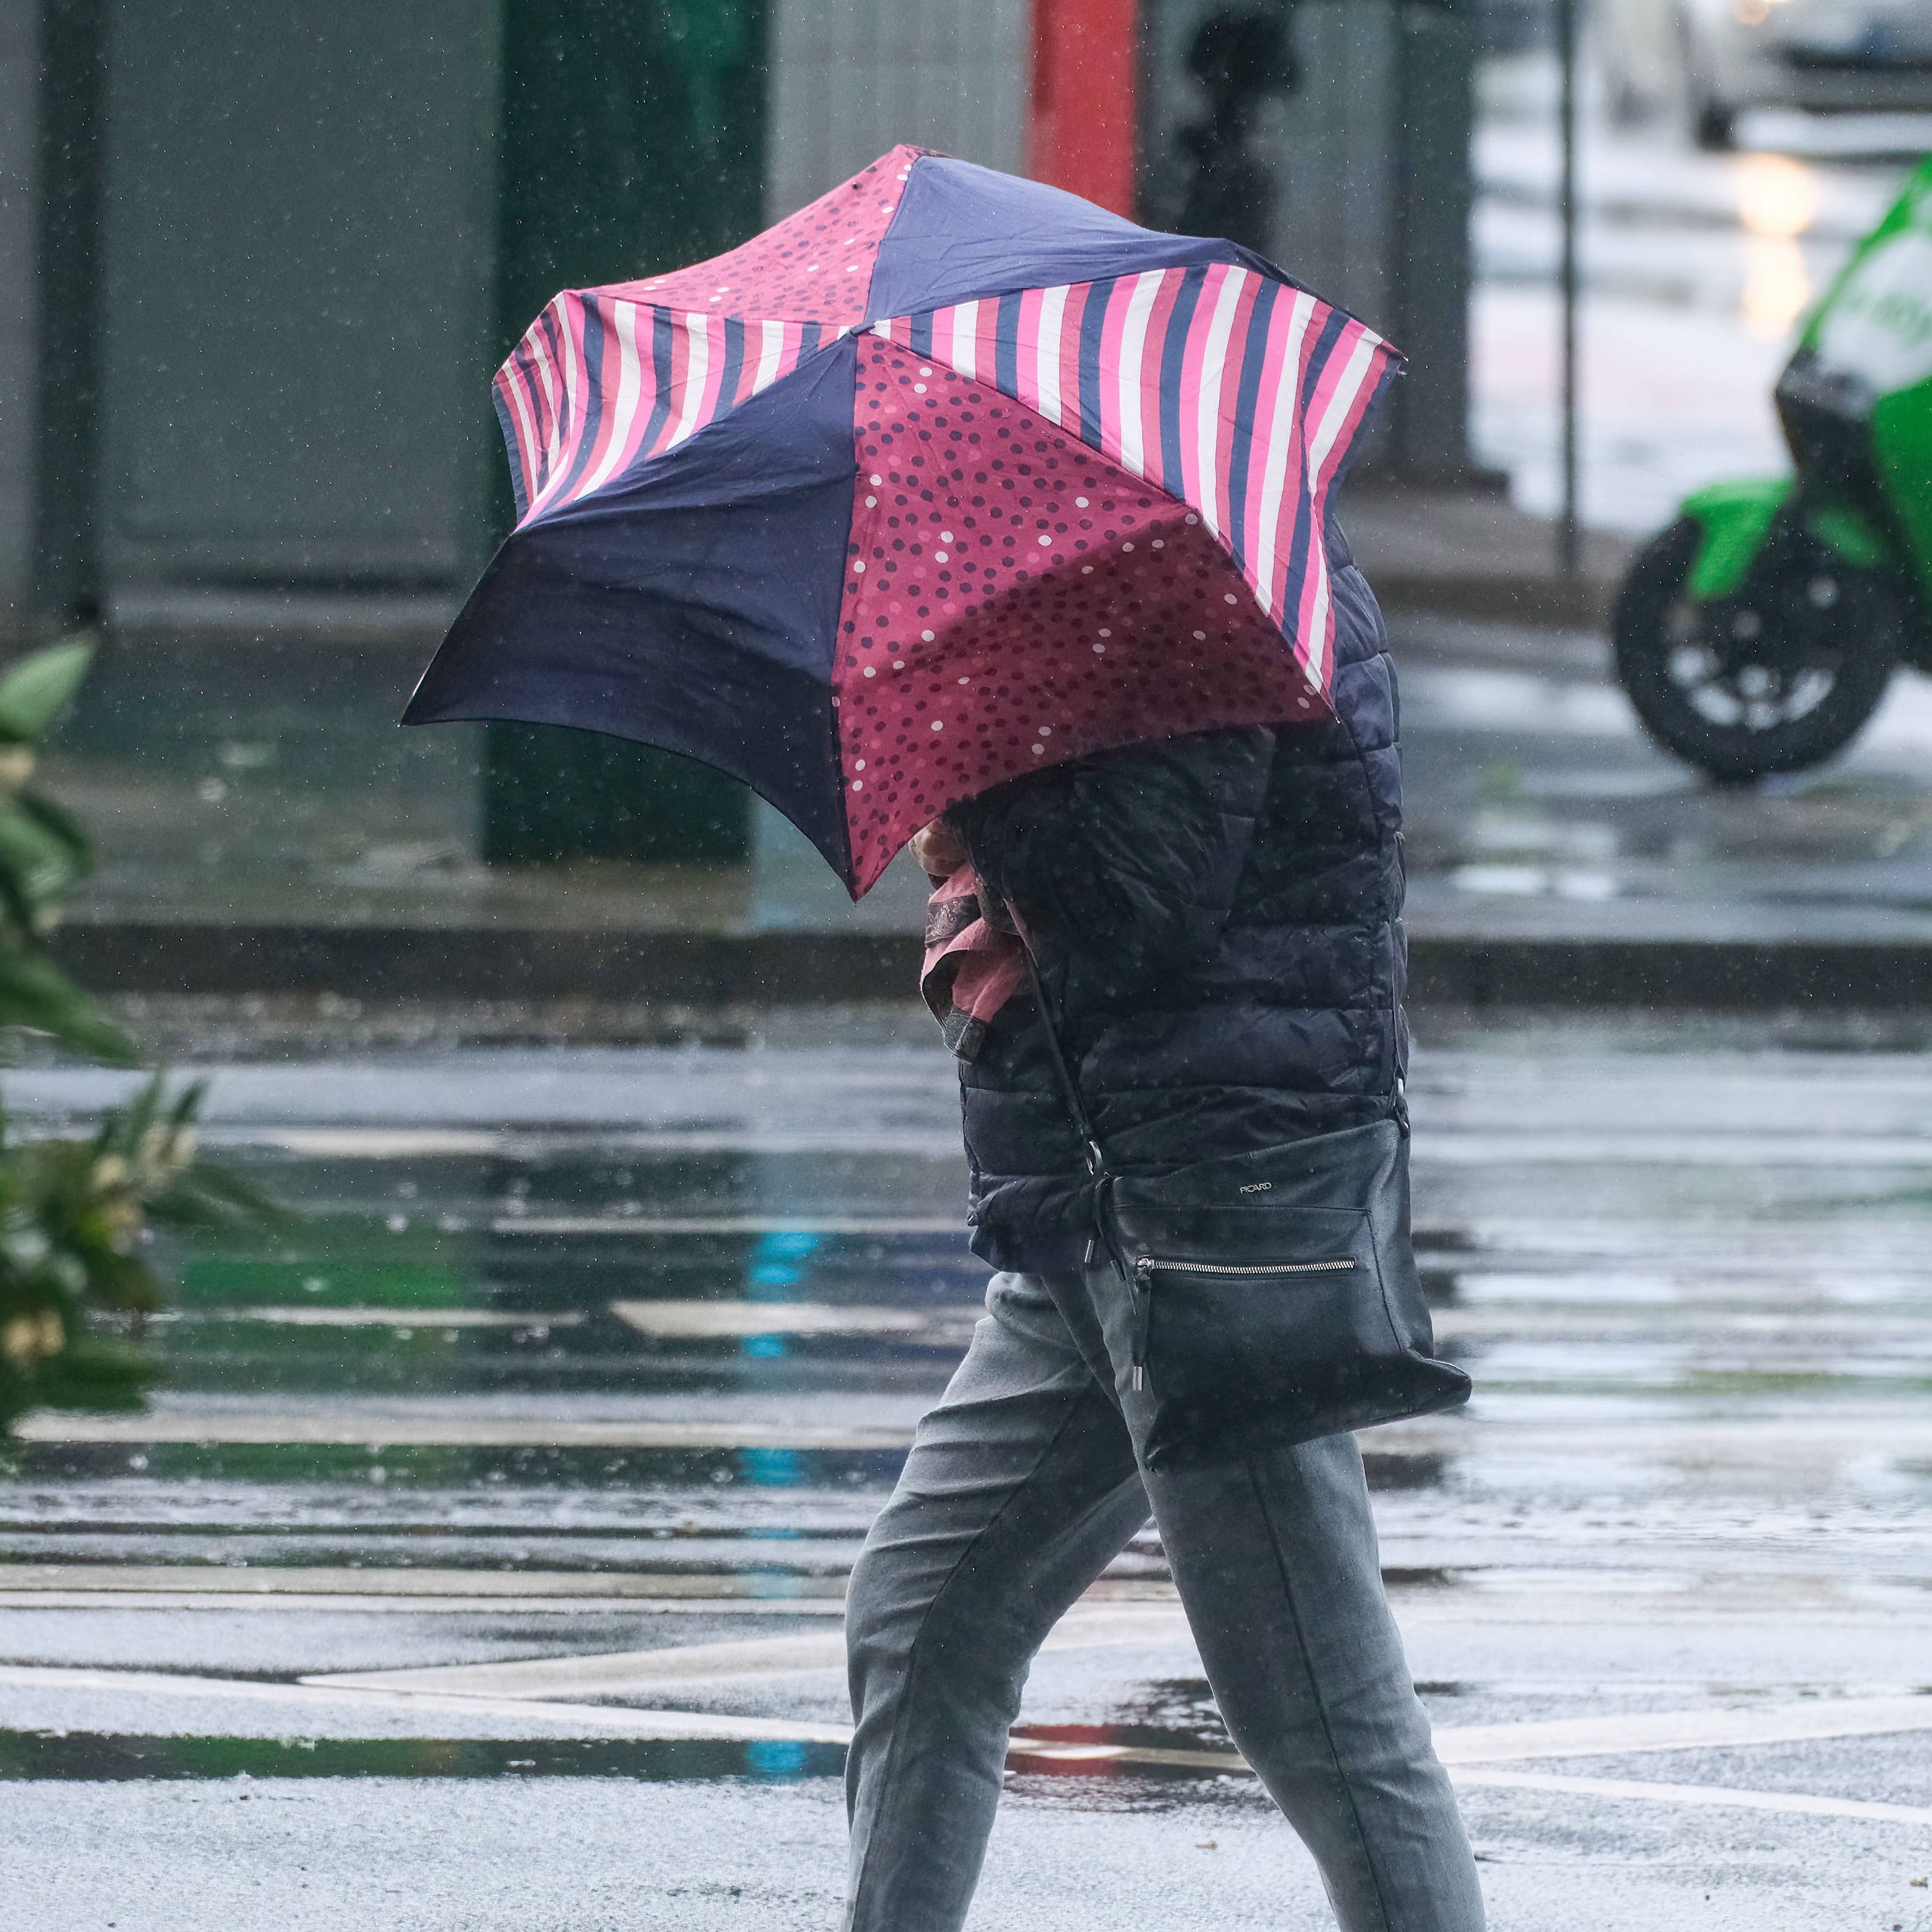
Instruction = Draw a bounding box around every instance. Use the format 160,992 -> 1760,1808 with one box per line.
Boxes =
0,846 -> 43,944
104,1070 -> 170,1151
0,952 -> 138,1065
20,1330 -> 157,1415
12,793 -> 93,872
0,640 -> 96,744
0,807 -> 91,921
151,1162 -> 296,1231
0,663 -> 292,1442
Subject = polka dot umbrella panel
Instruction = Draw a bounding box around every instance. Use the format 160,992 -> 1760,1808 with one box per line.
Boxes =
406,146 -> 1399,897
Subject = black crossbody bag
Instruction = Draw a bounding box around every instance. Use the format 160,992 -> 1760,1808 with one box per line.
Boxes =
1012,941 -> 1471,1471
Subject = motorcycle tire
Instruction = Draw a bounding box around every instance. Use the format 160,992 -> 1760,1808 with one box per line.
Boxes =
1612,516 -> 1899,783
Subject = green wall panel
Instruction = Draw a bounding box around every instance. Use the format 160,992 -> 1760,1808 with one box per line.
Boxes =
484,0 -> 768,866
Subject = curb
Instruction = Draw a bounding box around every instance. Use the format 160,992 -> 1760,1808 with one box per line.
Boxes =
47,924 -> 1932,1010
51,925 -> 915,1004
1407,937 -> 1932,1009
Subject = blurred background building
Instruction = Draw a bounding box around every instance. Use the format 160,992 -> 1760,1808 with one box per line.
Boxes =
0,0 -> 1483,862
0,0 -> 1483,622
1,0 -> 1928,880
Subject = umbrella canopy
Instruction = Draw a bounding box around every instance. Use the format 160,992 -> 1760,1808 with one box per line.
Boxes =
405,146 -> 1397,896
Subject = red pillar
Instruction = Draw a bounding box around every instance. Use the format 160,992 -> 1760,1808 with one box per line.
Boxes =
1028,0 -> 1139,218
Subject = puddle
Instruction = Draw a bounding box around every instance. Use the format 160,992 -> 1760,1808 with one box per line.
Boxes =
4,1443 -> 907,1491
12,1041 -> 1932,1687
1016,1678 -> 1232,1761
0,1729 -> 844,1784
138,1151 -> 990,1410
7,1445 -> 1437,1499
1002,1681 -> 1265,1807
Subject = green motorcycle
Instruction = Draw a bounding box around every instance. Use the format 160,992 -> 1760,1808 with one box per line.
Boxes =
1615,155 -> 1932,780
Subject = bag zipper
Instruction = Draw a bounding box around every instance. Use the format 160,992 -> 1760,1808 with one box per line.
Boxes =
1128,1255 -> 1357,1389
1135,1258 -> 1357,1278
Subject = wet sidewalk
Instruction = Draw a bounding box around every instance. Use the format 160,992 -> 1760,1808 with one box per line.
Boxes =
2,1021 -> 1929,1928
38,573 -> 1932,1010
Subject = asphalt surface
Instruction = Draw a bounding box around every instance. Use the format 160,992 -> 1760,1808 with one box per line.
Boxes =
1396,615 -> 1932,946
2,1020 -> 1930,1930
33,102 -> 1932,965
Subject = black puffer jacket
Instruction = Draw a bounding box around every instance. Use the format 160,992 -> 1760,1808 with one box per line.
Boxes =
951,525 -> 1405,1275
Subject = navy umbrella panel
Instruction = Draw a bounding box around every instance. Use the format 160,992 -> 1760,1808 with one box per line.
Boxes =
405,146 -> 1398,895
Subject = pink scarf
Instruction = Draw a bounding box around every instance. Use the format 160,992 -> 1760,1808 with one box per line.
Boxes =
920,865 -> 1026,1062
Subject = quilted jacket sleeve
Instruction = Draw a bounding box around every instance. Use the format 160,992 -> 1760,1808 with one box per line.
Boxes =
952,726 -> 1275,1010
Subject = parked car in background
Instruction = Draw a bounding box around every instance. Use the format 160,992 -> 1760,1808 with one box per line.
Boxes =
1601,0 -> 1932,149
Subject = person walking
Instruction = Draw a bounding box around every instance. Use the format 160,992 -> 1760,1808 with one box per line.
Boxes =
841,517 -> 1485,1931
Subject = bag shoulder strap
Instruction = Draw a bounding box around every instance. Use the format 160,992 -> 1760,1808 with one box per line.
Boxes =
1005,906 -> 1109,1185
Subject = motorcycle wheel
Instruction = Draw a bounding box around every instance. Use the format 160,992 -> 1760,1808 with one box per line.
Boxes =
1612,517 -> 1899,783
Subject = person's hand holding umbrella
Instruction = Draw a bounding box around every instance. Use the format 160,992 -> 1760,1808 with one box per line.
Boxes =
909,817 -> 967,880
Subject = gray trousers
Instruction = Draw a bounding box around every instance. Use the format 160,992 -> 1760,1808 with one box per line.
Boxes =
843,1267 -> 1486,1931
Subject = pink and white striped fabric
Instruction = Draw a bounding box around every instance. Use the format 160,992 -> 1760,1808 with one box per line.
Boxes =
868,265 -> 1392,696
493,147 -> 923,526
496,305 -> 852,526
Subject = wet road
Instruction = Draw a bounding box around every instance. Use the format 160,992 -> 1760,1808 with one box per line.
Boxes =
1473,59 -> 1932,537
2,1023 -> 1930,1929
1394,611 -> 1932,941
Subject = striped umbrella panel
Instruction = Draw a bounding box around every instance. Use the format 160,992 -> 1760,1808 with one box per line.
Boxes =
495,307 -> 854,527
493,148 -> 923,527
868,262 -> 1395,700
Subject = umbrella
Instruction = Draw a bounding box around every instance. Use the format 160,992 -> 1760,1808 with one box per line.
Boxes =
404,145 -> 1397,896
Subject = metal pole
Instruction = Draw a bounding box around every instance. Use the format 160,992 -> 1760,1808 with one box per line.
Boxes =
1556,0 -> 1581,578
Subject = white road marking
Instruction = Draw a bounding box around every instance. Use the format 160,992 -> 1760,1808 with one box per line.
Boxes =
0,1567 -> 1165,1610
1453,1769 -> 1932,1828
0,1665 -> 854,1745
1003,1746 -> 1932,1828
609,1299 -> 972,1339
51,1119 -> 1932,1169
258,1129 -> 967,1159
191,1298 -> 1923,1344
494,1216 -> 965,1237
13,1414 -> 917,1450
0,1565 -> 849,1601
309,1632 -> 851,1694
0,1592 -> 847,1617
304,1607 -> 1191,1699
1434,1694 -> 1932,1765
1417,1133 -> 1932,1168
208,1307 -> 584,1330
9,1662 -> 1932,1833
251,1130 -> 507,1158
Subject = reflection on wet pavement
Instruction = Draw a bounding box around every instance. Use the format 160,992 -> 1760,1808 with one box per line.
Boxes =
2,1036 -> 1927,1596
5,1029 -> 1932,1928
0,1729 -> 848,1785
1395,617 -> 1932,940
